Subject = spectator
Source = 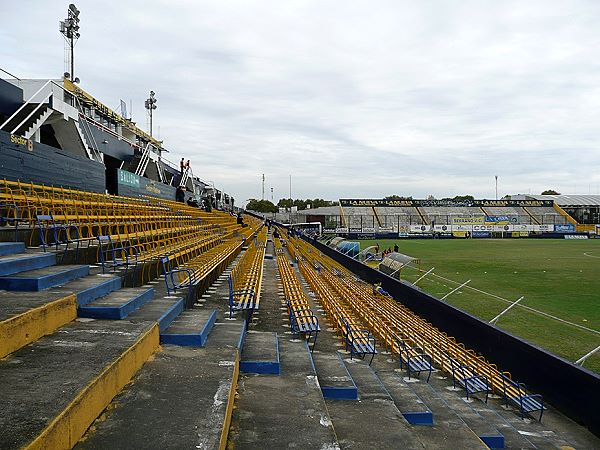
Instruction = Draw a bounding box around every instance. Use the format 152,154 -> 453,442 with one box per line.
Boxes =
175,186 -> 185,203
393,243 -> 399,252
372,280 -> 382,295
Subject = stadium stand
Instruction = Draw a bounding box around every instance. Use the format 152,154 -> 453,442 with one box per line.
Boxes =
421,206 -> 484,224
343,206 -> 377,229
1,179 -> 599,449
291,235 -> 547,416
377,206 -> 423,228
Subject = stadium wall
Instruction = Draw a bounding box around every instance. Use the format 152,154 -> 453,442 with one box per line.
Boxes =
303,234 -> 600,437
0,129 -> 105,193
115,168 -> 177,200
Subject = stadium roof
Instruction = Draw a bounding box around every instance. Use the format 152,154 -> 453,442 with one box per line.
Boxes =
509,194 -> 600,207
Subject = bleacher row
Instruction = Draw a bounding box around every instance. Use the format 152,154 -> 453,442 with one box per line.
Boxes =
290,234 -> 545,421
295,241 -> 377,364
273,237 -> 320,348
0,179 -> 251,283
228,227 -> 268,318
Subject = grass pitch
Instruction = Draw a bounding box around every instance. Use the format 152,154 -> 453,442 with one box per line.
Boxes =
360,238 -> 600,373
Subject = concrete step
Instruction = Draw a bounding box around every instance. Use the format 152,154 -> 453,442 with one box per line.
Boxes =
0,274 -> 121,359
376,369 -> 434,425
311,350 -> 358,400
230,337 -> 339,449
0,319 -> 159,449
75,275 -> 122,306
0,264 -> 89,291
160,308 -> 217,347
406,376 -> 490,449
0,241 -> 25,257
126,296 -> 185,332
240,331 -> 280,374
76,321 -> 245,449
431,381 -> 505,449
0,251 -> 55,276
326,357 -> 427,449
78,288 -> 155,320
469,396 -> 537,449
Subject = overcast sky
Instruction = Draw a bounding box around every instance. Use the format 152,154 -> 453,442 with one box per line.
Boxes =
2,1 -> 600,204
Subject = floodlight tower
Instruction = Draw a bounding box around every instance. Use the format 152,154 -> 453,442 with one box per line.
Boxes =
145,91 -> 157,136
60,4 -> 81,83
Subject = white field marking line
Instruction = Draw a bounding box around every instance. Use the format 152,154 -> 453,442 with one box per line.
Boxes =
404,262 -> 600,337
583,252 -> 600,259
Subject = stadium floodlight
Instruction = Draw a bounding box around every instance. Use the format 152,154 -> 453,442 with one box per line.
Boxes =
145,91 -> 157,136
60,4 -> 81,83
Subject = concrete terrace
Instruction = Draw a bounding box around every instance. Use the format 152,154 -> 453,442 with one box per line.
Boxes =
0,223 -> 598,449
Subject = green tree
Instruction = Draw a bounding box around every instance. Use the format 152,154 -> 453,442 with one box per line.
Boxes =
277,198 -> 293,209
541,190 -> 560,195
384,195 -> 413,201
246,199 -> 278,213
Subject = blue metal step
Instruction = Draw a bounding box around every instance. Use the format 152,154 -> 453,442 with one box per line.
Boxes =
78,288 -> 155,320
158,299 -> 185,333
0,265 -> 90,291
76,276 -> 122,307
0,242 -> 25,257
0,252 -> 56,276
160,309 -> 217,347
310,352 -> 358,400
240,331 -> 281,375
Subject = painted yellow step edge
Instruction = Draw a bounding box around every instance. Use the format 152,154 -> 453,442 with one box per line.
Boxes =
25,323 -> 160,450
220,349 -> 240,450
0,295 -> 77,360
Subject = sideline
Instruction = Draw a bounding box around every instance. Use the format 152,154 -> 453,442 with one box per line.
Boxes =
584,252 -> 600,259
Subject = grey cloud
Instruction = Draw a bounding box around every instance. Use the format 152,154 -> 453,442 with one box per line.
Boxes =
2,0 -> 600,203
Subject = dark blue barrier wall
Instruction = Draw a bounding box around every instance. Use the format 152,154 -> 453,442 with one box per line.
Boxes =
303,235 -> 600,437
0,79 -> 23,119
0,130 -> 105,192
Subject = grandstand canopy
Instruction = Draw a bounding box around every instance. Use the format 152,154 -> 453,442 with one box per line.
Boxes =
509,194 -> 600,207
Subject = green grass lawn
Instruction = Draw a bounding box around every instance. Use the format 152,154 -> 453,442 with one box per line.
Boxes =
359,238 -> 600,373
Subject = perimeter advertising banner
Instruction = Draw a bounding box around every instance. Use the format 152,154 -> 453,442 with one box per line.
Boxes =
339,198 -> 554,207
452,217 -> 484,225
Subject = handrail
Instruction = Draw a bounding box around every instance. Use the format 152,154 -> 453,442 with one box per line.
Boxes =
74,100 -> 102,162
10,99 -> 49,134
135,142 -> 152,176
0,79 -> 53,131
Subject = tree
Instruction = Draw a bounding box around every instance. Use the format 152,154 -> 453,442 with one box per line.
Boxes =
277,198 -> 293,209
246,199 -> 278,213
276,198 -> 335,211
384,195 -> 413,201
541,190 -> 560,195
453,195 -> 474,202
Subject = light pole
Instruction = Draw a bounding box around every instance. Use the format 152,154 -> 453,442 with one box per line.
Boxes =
145,91 -> 157,136
60,4 -> 81,83
495,175 -> 498,200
